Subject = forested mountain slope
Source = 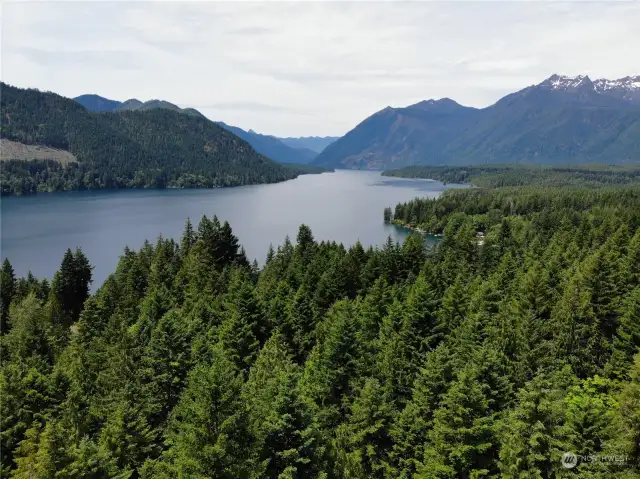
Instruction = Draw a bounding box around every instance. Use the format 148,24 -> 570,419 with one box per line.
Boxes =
314,99 -> 479,169
1,176 -> 639,477
313,74 -> 640,169
75,94 -> 319,164
0,83 -> 303,195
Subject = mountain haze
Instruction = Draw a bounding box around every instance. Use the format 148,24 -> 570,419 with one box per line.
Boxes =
217,123 -> 318,164
278,136 -> 339,153
313,74 -> 640,169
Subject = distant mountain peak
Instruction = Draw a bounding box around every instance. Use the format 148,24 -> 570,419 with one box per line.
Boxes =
313,74 -> 640,170
120,99 -> 143,108
593,75 -> 640,92
217,123 -> 318,164
73,94 -> 122,112
407,98 -> 463,111
541,74 -> 593,90
541,73 -> 640,93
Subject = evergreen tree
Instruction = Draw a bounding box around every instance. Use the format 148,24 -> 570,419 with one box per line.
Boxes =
334,378 -> 393,478
401,232 -> 427,278
606,354 -> 640,474
403,270 -> 442,351
284,284 -> 316,362
142,309 -> 196,428
415,369 -> 497,479
1,258 -> 16,333
151,344 -> 249,478
387,345 -> 455,478
498,368 -> 576,479
51,248 -> 92,327
557,376 -> 617,474
218,271 -> 263,372
265,243 -> 276,265
179,217 -> 195,257
243,334 -> 328,478
375,299 -> 417,403
606,287 -> 640,381
551,272 -> 604,378
628,230 -> 640,287
436,275 -> 468,336
98,400 -> 158,477
301,300 -> 359,429
11,420 -> 70,479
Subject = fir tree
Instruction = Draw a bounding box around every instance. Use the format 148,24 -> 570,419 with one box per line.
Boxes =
1,258 -> 16,333
334,378 -> 393,478
416,369 -> 497,479
152,344 -> 249,478
243,334 -> 328,478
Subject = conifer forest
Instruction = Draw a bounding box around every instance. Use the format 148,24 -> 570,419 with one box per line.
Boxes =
1,171 -> 640,479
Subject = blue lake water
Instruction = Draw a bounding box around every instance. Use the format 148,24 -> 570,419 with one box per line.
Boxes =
1,170 -> 462,287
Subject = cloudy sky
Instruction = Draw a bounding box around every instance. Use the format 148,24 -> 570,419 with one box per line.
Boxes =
2,1 -> 639,137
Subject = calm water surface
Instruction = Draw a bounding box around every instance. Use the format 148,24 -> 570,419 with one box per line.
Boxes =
1,170 -> 462,287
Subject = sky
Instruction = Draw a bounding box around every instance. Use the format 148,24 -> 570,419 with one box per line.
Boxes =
2,1 -> 639,137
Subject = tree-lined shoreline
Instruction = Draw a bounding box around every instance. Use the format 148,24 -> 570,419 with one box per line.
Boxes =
2,171 -> 639,477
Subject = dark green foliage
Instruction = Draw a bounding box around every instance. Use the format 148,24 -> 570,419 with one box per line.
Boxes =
243,334 -> 329,478
2,177 -> 640,478
334,378 -> 393,478
1,259 -> 16,333
383,164 -> 640,188
0,83 -> 314,196
415,369 -> 497,478
51,248 -> 92,327
150,344 -> 249,478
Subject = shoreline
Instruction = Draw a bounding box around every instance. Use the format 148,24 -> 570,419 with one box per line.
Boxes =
389,220 -> 443,238
0,168 -> 335,198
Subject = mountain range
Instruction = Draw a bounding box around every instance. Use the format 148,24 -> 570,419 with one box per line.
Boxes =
1,84 -> 310,195
312,74 -> 640,169
73,95 -> 336,164
30,74 -> 640,174
74,94 -> 205,118
278,136 -> 340,153
215,123 -> 318,164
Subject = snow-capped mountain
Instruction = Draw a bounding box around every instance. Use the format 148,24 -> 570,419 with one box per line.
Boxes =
593,76 -> 640,92
313,73 -> 640,169
540,74 -> 640,103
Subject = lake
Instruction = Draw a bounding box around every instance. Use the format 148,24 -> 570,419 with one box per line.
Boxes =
1,170 -> 462,287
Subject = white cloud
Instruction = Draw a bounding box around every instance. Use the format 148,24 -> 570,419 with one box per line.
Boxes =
2,1 -> 639,136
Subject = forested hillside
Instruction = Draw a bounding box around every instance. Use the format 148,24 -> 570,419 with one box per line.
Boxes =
1,178 -> 639,477
383,164 -> 640,188
0,83 -> 303,195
